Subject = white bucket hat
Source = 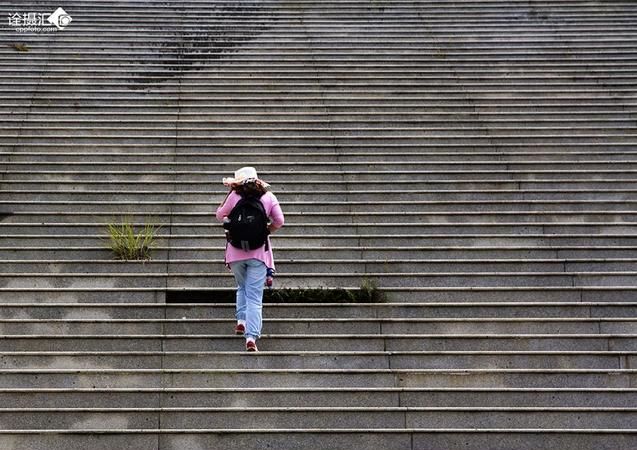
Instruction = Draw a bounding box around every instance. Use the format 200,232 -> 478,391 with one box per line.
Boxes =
222,166 -> 270,188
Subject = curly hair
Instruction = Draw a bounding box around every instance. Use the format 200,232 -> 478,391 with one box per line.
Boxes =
234,181 -> 268,198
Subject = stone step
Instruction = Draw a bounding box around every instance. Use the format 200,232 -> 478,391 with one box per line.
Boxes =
10,236 -> 637,251
0,368 -> 634,388
2,179 -> 635,191
4,200 -> 637,214
0,93 -> 634,106
1,95 -> 635,103
0,317 -> 634,335
5,161 -> 637,171
17,99 -> 636,107
0,2 -> 625,8
3,31 -> 636,39
3,87 -> 637,96
5,70 -> 636,80
0,406 -> 635,430
5,129 -> 625,143
3,259 -> 637,274
2,110 -> 635,118
1,91 -> 635,103
0,429 -> 632,450
3,223 -> 637,235
5,171 -> 637,184
0,267 -> 635,288
0,2 -> 631,8
9,181 -> 637,194
0,350 -> 630,370
3,105 -> 635,115
3,74 -> 637,83
3,46 -> 637,54
1,212 -> 635,225
3,233 -> 633,244
0,48 -> 636,55
1,13 -> 634,20
0,334 -> 634,352
12,240 -> 637,254
1,271 -> 636,289
3,142 -> 637,150
1,149 -> 636,157
7,4 -> 617,8
4,36 -> 635,43
0,285 -> 634,303
3,129 -> 637,142
8,107 -> 632,115
3,12 -> 632,18
0,288 -> 165,303
31,21 -> 628,27
3,66 -> 635,76
1,7 -> 634,15
7,36 -> 633,42
5,74 -> 637,84
4,30 -> 637,38
4,74 -> 637,83
2,79 -> 634,87
5,190 -> 637,202
4,143 -> 636,150
2,64 -> 636,71
5,41 -> 634,48
1,387 -> 634,408
12,98 -> 623,106
4,24 -> 637,31
1,301 -> 633,319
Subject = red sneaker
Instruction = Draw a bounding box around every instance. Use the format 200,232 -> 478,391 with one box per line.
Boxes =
246,340 -> 258,352
234,324 -> 245,335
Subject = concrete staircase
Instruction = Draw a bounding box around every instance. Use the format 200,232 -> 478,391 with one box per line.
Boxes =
1,0 -> 636,448
0,302 -> 636,449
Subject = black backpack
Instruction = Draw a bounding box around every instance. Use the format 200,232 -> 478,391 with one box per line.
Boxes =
225,194 -> 269,251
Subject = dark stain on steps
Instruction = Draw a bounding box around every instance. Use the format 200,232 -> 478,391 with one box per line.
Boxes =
130,3 -> 274,85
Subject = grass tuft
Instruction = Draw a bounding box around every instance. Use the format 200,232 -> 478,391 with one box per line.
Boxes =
11,43 -> 30,52
266,279 -> 386,303
105,217 -> 162,261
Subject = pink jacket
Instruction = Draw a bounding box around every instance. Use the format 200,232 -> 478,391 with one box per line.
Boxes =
216,191 -> 285,270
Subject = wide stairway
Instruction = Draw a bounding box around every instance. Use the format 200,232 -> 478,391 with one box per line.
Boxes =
0,1 -> 636,449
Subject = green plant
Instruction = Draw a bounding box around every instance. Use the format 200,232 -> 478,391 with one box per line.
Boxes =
433,49 -> 447,59
106,217 -> 162,261
263,279 -> 386,303
358,278 -> 386,303
11,43 -> 29,52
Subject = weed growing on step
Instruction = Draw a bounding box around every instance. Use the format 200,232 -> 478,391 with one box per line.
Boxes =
358,278 -> 386,302
10,43 -> 29,52
433,48 -> 447,59
105,217 -> 162,261
171,282 -> 387,303
266,280 -> 386,303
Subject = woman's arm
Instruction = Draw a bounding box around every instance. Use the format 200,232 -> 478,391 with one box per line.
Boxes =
215,189 -> 236,222
267,195 -> 285,234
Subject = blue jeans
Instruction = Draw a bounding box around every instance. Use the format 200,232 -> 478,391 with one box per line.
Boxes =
230,259 -> 266,340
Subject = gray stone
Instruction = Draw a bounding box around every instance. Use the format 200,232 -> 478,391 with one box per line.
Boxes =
160,431 -> 412,450
412,431 -> 637,450
0,434 -> 158,450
